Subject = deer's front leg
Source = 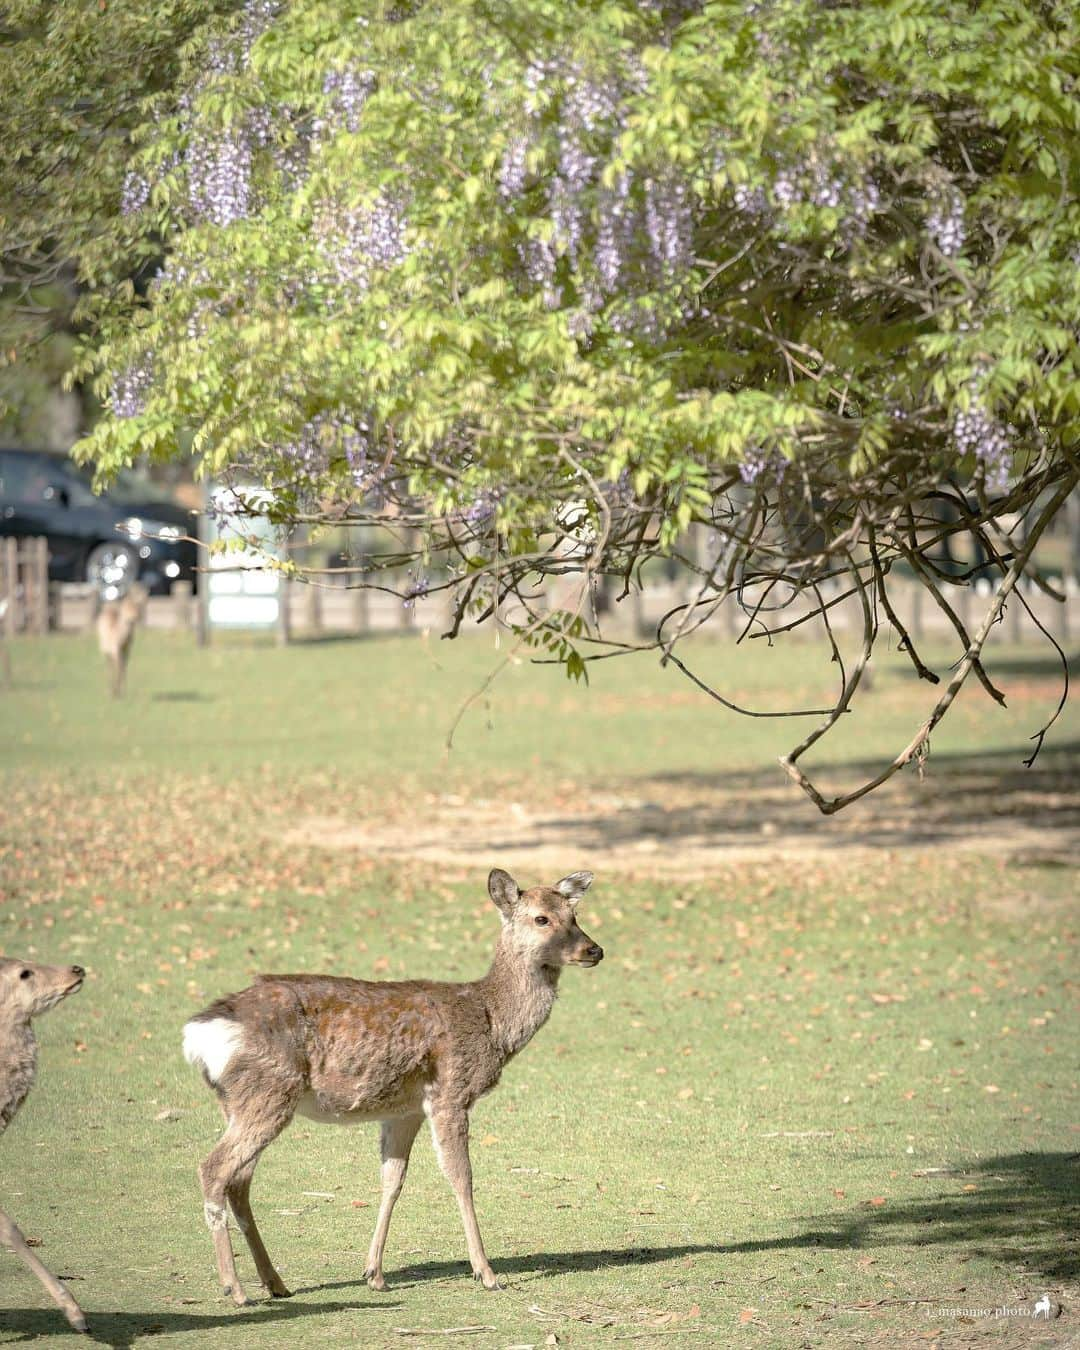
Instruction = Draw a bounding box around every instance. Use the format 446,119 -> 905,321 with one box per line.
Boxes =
428,1108 -> 499,1290
364,1112 -> 424,1290
0,1206 -> 87,1333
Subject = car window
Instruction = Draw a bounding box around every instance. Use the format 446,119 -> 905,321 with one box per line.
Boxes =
0,452 -> 176,512
0,454 -> 53,504
53,460 -> 105,508
0,453 -> 103,508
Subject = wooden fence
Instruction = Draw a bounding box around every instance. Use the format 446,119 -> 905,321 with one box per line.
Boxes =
2,534 -> 1078,646
44,571 -> 1080,646
0,537 -> 50,637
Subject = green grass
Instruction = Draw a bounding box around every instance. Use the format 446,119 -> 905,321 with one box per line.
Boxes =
0,630 -> 1077,1348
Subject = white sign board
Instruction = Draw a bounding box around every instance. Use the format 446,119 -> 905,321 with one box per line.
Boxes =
205,485 -> 282,629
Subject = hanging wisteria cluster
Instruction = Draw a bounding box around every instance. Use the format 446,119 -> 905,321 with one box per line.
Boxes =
110,356 -> 154,420
317,67 -> 376,137
952,399 -> 1012,494
186,127 -> 253,228
927,192 -> 967,258
276,412 -> 373,487
724,145 -> 883,241
738,446 -> 789,487
499,55 -> 697,328
120,170 -> 151,218
314,190 -> 410,296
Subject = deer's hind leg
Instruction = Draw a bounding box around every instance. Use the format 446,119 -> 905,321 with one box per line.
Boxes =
0,1205 -> 87,1333
199,1088 -> 297,1306
226,1166 -> 291,1298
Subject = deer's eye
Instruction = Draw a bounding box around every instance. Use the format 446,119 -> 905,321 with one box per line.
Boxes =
534,915 -> 549,926
19,970 -> 32,980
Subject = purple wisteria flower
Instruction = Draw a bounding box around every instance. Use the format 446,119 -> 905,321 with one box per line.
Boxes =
319,67 -> 376,136
317,192 -> 409,294
187,128 -> 252,227
927,193 -> 966,258
739,445 -> 788,485
952,400 -> 1011,492
111,357 -> 154,419
121,171 -> 151,217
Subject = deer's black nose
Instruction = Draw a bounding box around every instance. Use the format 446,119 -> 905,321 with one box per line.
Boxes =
71,966 -> 85,978
586,945 -> 603,963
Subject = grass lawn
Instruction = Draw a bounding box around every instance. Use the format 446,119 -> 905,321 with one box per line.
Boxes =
0,628 -> 1077,1348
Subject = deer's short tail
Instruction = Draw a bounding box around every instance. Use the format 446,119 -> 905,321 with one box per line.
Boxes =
182,1016 -> 245,1085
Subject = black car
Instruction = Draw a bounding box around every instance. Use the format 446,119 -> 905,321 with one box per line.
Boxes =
0,448 -> 197,596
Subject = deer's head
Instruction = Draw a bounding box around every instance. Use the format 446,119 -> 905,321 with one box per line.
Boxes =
488,869 -> 603,970
0,958 -> 84,1024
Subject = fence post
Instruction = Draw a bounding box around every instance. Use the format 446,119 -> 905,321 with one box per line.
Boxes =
2,538 -> 16,634
195,487 -> 210,646
350,583 -> 370,635
630,583 -> 646,638
301,580 -> 322,634
277,575 -> 292,646
31,537 -> 49,634
909,581 -> 923,641
399,531 -> 418,630
1007,581 -> 1023,643
172,579 -> 193,631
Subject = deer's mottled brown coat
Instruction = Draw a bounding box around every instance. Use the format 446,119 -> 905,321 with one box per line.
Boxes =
183,868 -> 603,1305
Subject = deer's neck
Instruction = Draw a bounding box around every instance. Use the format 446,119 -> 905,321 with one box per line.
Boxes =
0,1018 -> 37,1134
480,934 -> 561,1060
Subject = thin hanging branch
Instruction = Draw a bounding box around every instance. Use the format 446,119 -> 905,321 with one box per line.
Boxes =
778,473 -> 1078,814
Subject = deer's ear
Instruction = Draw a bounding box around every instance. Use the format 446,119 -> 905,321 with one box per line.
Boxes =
554,871 -> 594,906
488,869 -> 520,916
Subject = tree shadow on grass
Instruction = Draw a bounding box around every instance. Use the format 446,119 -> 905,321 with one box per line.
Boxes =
845,1151 -> 1079,1285
0,1297 -> 402,1348
312,1152 -> 1078,1298
551,741 -> 1080,857
732,1151 -> 1079,1288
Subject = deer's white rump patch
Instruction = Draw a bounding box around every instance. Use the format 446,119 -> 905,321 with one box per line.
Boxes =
183,1018 -> 244,1084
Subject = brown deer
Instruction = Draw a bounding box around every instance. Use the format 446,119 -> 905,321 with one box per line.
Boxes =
183,868 -> 603,1306
0,957 -> 87,1333
96,582 -> 148,698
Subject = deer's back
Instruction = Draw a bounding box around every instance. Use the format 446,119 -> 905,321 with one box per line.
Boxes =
189,973 -> 502,1120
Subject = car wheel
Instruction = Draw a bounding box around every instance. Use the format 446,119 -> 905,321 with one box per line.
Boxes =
85,541 -> 139,599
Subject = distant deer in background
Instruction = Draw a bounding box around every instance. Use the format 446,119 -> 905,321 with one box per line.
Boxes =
0,957 -> 87,1333
96,582 -> 148,698
183,868 -> 604,1306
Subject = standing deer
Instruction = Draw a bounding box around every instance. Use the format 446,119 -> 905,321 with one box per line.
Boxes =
0,957 -> 87,1333
183,868 -> 603,1306
96,582 -> 148,698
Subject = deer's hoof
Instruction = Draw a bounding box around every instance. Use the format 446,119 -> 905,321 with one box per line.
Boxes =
268,1284 -> 292,1299
66,1310 -> 88,1334
475,1269 -> 501,1291
364,1268 -> 387,1292
225,1286 -> 251,1308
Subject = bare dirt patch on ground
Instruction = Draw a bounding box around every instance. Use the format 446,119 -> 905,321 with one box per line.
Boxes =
284,751 -> 1080,878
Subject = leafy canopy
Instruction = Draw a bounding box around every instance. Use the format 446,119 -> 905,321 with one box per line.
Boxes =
70,0 -> 1080,809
